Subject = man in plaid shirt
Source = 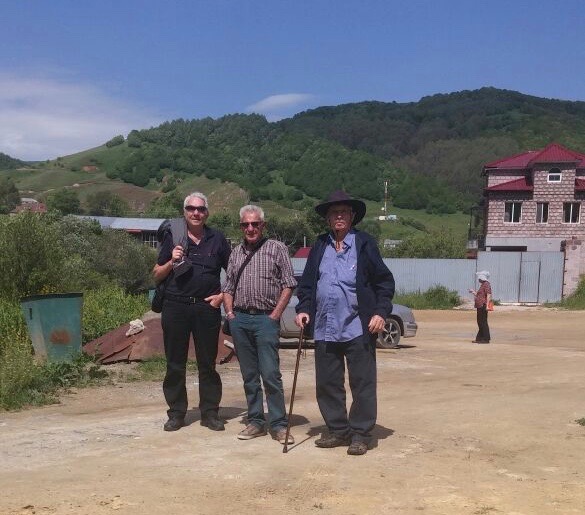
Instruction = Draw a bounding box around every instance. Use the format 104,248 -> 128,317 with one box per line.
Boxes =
222,205 -> 297,445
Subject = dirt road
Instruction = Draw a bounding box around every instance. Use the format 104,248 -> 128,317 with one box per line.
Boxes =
2,308 -> 585,514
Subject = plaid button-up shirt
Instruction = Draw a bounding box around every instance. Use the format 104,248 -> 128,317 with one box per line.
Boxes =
223,239 -> 297,310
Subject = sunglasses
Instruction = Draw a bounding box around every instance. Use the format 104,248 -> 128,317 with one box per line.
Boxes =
184,205 -> 208,213
239,221 -> 263,228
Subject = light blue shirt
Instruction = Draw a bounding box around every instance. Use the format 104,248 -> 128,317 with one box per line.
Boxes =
314,231 -> 363,342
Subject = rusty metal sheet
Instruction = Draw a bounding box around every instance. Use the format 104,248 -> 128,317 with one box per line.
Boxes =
83,317 -> 235,365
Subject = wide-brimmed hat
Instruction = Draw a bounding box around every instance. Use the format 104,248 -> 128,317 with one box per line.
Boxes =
314,190 -> 367,225
476,270 -> 490,282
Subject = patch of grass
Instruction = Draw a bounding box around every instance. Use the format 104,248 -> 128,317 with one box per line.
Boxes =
363,201 -> 469,241
554,276 -> 585,310
120,357 -> 197,382
394,285 -> 462,310
576,417 -> 585,426
1,287 -> 145,410
1,337 -> 108,411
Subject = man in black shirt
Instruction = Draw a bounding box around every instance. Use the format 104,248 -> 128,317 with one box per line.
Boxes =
153,192 -> 231,432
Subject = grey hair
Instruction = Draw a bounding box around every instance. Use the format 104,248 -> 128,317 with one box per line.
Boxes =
184,192 -> 209,208
239,204 -> 265,221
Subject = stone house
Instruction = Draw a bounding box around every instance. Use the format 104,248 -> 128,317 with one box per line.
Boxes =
481,142 -> 585,295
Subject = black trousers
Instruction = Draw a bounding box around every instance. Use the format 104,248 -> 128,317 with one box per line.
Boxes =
314,333 -> 377,443
161,299 -> 222,419
476,307 -> 490,342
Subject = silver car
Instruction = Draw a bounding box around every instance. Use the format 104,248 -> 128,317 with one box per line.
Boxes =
279,275 -> 418,349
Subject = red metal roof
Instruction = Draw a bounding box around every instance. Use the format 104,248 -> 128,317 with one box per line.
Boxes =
529,143 -> 585,165
293,246 -> 312,258
484,143 -> 585,170
484,151 -> 539,169
576,178 -> 585,191
486,177 -> 533,192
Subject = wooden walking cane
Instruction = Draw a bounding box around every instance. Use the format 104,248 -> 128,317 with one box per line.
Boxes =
283,325 -> 305,453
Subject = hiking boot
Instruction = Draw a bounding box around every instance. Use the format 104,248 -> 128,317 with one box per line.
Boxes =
200,413 -> 225,431
347,441 -> 368,456
315,433 -> 350,448
237,424 -> 267,440
163,417 -> 185,432
273,428 -> 294,445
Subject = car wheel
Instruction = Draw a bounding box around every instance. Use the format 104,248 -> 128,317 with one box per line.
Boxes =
376,318 -> 401,349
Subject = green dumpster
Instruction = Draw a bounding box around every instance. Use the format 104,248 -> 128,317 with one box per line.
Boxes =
20,293 -> 83,363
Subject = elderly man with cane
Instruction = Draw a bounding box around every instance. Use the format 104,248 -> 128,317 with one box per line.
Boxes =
295,190 -> 395,456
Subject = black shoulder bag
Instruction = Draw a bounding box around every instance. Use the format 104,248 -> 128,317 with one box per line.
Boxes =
222,239 -> 267,336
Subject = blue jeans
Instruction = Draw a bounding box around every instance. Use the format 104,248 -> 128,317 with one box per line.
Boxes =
230,312 -> 287,431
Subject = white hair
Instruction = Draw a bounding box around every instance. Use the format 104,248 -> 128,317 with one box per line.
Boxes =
184,192 -> 208,208
239,204 -> 264,221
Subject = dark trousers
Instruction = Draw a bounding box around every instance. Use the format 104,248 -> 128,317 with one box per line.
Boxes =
476,307 -> 490,342
314,333 -> 377,443
161,299 -> 222,419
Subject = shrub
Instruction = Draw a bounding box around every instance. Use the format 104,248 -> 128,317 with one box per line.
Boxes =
0,213 -> 67,301
394,285 -> 461,310
557,276 -> 585,309
82,286 -> 150,343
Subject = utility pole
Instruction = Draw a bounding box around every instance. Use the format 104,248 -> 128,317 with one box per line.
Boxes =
383,179 -> 388,215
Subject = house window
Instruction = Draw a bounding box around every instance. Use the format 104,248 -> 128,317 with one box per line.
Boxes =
563,202 -> 581,224
536,202 -> 549,223
142,232 -> 159,248
504,202 -> 522,223
548,168 -> 562,182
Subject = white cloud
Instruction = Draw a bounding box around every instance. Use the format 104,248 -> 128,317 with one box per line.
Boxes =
0,73 -> 162,161
246,93 -> 316,121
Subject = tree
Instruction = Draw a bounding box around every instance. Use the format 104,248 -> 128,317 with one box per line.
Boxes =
356,218 -> 381,240
86,191 -> 129,216
265,215 -> 315,253
146,192 -> 183,219
208,212 -> 238,240
46,189 -> 81,214
105,135 -> 124,147
0,177 -> 20,214
0,212 -> 66,300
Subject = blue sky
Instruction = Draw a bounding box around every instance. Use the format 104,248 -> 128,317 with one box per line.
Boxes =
1,0 -> 584,160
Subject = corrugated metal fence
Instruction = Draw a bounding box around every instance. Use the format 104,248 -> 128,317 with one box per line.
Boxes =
293,251 -> 564,303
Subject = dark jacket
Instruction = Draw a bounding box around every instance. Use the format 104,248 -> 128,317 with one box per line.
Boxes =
295,229 -> 395,338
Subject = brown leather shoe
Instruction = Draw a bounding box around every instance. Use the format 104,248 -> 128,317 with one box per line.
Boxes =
315,433 -> 350,448
273,428 -> 294,445
237,424 -> 267,440
347,441 -> 368,455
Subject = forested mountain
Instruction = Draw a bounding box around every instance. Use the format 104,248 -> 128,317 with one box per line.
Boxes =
281,88 -> 585,205
0,152 -> 25,169
8,87 -> 585,215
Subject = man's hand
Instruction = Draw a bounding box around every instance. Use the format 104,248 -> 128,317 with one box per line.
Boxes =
204,293 -> 223,308
172,245 -> 184,263
295,313 -> 310,328
368,314 -> 385,334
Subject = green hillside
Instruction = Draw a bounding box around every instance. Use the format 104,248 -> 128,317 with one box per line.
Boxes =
4,87 -> 585,243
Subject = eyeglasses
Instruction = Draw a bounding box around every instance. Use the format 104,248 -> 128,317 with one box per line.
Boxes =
184,205 -> 207,213
328,209 -> 352,217
239,221 -> 263,228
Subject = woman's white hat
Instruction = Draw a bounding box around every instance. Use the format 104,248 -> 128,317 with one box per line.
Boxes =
476,270 -> 490,282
